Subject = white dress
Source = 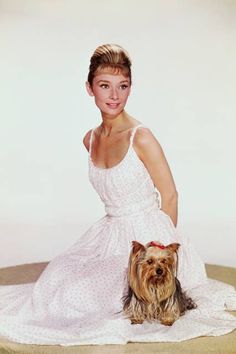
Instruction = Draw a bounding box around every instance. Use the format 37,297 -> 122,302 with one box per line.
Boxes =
0,124 -> 236,345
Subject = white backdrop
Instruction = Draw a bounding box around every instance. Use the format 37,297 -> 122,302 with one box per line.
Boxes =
0,0 -> 235,267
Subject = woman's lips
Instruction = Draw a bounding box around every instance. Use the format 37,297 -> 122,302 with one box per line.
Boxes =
106,103 -> 120,109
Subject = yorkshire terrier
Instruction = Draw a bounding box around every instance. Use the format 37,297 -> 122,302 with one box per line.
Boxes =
123,240 -> 196,326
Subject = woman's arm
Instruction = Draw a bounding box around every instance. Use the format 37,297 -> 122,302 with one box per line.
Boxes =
133,127 -> 178,227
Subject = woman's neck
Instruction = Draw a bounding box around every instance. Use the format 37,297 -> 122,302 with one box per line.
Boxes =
100,111 -> 131,136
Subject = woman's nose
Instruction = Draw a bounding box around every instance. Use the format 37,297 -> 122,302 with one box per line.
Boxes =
110,88 -> 119,100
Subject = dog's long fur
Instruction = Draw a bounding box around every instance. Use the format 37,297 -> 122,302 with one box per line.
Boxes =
123,241 -> 196,326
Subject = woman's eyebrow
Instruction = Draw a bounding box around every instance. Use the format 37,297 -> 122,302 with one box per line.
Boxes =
97,79 -> 129,83
97,80 -> 110,83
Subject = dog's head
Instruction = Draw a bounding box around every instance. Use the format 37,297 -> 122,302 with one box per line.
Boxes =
128,240 -> 180,302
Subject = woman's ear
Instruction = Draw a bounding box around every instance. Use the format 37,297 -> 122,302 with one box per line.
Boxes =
85,81 -> 94,97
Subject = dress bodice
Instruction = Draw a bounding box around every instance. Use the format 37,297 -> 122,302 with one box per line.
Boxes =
88,124 -> 160,217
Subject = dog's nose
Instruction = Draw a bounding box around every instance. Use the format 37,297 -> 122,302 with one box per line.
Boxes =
156,268 -> 163,275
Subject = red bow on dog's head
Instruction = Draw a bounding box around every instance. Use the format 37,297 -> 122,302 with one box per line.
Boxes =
149,241 -> 166,250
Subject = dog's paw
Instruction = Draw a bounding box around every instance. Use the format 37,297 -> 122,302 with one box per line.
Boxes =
160,318 -> 175,326
131,319 -> 144,325
160,313 -> 178,326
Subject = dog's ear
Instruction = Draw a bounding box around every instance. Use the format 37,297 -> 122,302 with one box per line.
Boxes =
166,243 -> 180,253
132,241 -> 145,254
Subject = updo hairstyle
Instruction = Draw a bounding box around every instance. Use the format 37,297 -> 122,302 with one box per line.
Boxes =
87,44 -> 132,86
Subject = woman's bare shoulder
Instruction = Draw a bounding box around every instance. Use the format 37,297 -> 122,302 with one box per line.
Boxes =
135,126 -> 162,147
133,126 -> 164,158
83,129 -> 93,151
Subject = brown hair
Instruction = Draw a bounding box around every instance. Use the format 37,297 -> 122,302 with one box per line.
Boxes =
87,44 -> 132,86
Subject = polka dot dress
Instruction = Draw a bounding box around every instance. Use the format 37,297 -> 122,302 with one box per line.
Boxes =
0,124 -> 236,345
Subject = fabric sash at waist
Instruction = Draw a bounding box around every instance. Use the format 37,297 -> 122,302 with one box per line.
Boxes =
104,193 -> 159,218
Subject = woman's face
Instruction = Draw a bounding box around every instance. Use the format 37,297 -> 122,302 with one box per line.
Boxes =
86,71 -> 131,117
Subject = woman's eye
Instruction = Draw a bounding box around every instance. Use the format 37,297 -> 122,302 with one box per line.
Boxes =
120,85 -> 128,90
100,84 -> 109,89
147,259 -> 153,265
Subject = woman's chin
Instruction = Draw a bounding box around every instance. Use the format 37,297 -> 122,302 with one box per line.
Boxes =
100,107 -> 125,118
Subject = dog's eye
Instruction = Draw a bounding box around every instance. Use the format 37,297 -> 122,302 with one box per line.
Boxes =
147,259 -> 153,265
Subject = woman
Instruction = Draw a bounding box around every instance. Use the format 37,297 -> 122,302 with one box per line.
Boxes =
84,45 -> 178,227
0,44 -> 235,345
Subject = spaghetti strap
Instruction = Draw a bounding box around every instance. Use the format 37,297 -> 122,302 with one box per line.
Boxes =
89,129 -> 94,156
